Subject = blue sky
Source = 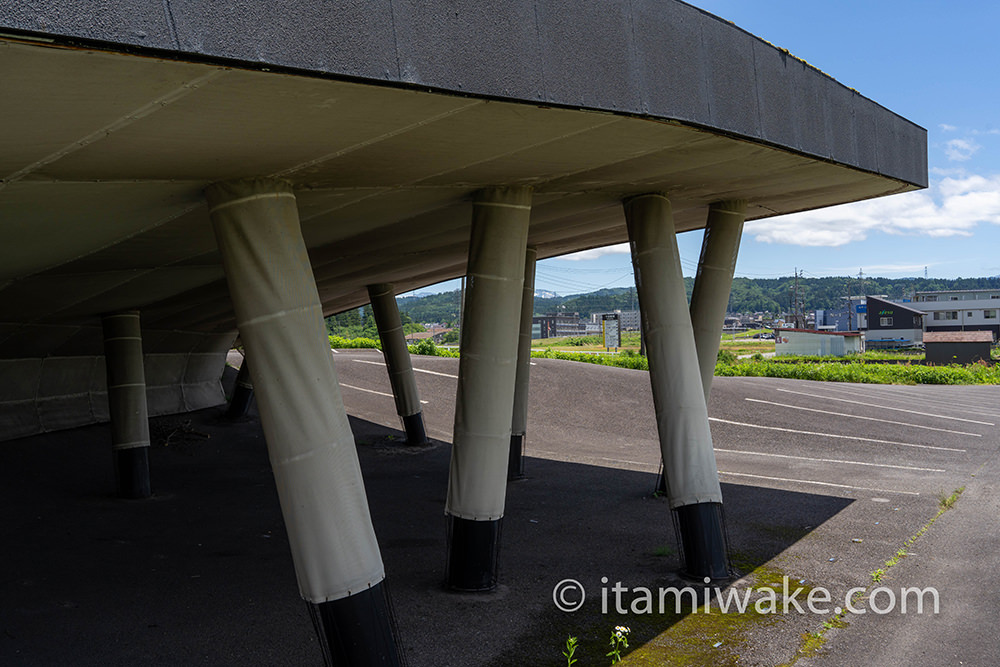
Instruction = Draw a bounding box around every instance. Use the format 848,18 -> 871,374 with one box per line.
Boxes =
409,1 -> 1000,297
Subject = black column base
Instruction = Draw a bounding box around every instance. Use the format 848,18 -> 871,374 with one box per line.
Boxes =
446,515 -> 501,592
401,412 -> 428,445
115,447 -> 151,499
226,361 -> 254,419
308,582 -> 403,667
226,384 -> 255,419
674,502 -> 729,581
507,433 -> 525,480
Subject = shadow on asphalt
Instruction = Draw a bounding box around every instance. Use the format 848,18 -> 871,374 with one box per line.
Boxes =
1,398 -> 852,667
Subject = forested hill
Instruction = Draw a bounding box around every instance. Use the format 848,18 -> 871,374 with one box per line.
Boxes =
393,276 -> 1000,323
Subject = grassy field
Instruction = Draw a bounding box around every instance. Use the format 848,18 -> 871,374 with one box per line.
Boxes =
331,334 -> 1000,385
530,332 -> 778,355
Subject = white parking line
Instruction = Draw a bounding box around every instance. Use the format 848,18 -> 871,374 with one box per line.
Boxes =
745,398 -> 982,437
340,383 -> 429,404
774,387 -> 994,426
709,417 -> 966,453
718,471 -> 920,496
411,367 -> 459,379
812,383 -> 1000,418
714,447 -> 946,472
353,358 -> 458,379
531,449 -> 656,473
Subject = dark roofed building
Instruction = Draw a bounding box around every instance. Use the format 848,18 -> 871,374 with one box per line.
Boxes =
865,296 -> 924,349
924,331 -> 994,365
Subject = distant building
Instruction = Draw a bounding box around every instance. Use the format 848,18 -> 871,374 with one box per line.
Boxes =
532,313 -> 587,339
924,331 -> 994,365
913,289 -> 1000,341
405,327 -> 454,343
774,328 -> 863,357
864,296 -> 924,349
814,296 -> 868,332
591,310 -> 641,331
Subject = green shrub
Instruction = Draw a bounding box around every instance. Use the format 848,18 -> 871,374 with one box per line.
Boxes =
714,358 -> 999,385
717,349 -> 738,365
328,335 -> 381,350
530,349 -> 649,371
396,337 -> 998,386
408,339 -> 460,358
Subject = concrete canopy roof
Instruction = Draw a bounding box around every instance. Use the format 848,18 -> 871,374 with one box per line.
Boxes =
0,1 -> 927,356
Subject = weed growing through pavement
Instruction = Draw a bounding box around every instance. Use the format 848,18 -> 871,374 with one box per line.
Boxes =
558,627 -> 631,665
782,486 -> 966,665
562,636 -> 578,666
607,626 -> 630,664
937,487 -> 964,510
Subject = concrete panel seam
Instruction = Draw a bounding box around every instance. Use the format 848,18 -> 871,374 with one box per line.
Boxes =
207,191 -> 297,215
473,202 -> 532,211
237,304 -> 316,330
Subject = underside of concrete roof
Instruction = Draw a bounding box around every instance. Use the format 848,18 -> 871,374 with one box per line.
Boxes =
0,0 -> 927,358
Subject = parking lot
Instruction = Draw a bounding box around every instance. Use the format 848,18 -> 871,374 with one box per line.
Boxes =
333,349 -> 999,665
1,351 -> 997,665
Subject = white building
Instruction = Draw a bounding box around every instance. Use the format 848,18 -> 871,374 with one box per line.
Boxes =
774,328 -> 863,357
913,289 -> 1000,340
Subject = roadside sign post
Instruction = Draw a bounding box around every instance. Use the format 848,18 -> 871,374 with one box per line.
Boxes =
602,313 -> 620,352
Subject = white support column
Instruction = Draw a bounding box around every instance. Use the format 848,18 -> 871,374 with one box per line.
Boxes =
102,310 -> 151,499
446,186 -> 531,591
367,283 -> 428,444
206,178 -> 400,666
690,200 -> 747,401
508,246 -> 537,480
624,193 -> 728,580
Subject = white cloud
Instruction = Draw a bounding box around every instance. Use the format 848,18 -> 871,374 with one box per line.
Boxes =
944,138 -> 980,161
746,174 -> 1000,247
930,166 -> 968,178
560,242 -> 630,261
939,123 -> 958,132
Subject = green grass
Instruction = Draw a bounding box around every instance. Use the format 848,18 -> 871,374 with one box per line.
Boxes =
328,335 -> 381,349
529,348 -> 650,370
715,357 -> 999,384
770,350 -> 924,363
332,334 -> 998,385
406,339 -> 460,357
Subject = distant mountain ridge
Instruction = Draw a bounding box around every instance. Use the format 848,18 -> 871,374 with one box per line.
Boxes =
392,276 -> 1000,323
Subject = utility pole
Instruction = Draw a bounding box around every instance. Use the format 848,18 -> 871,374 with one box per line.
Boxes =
794,268 -> 799,328
792,268 -> 804,328
847,276 -> 853,331
856,269 -> 865,330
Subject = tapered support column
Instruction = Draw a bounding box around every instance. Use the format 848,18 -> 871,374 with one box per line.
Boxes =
207,178 -> 401,666
624,193 -> 728,581
367,283 -> 428,445
509,246 -> 537,481
102,311 -> 151,499
446,186 -> 531,591
690,201 -> 747,401
226,358 -> 255,419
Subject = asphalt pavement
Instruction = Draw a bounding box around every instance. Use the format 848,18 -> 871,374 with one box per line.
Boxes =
1,349 -> 997,666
